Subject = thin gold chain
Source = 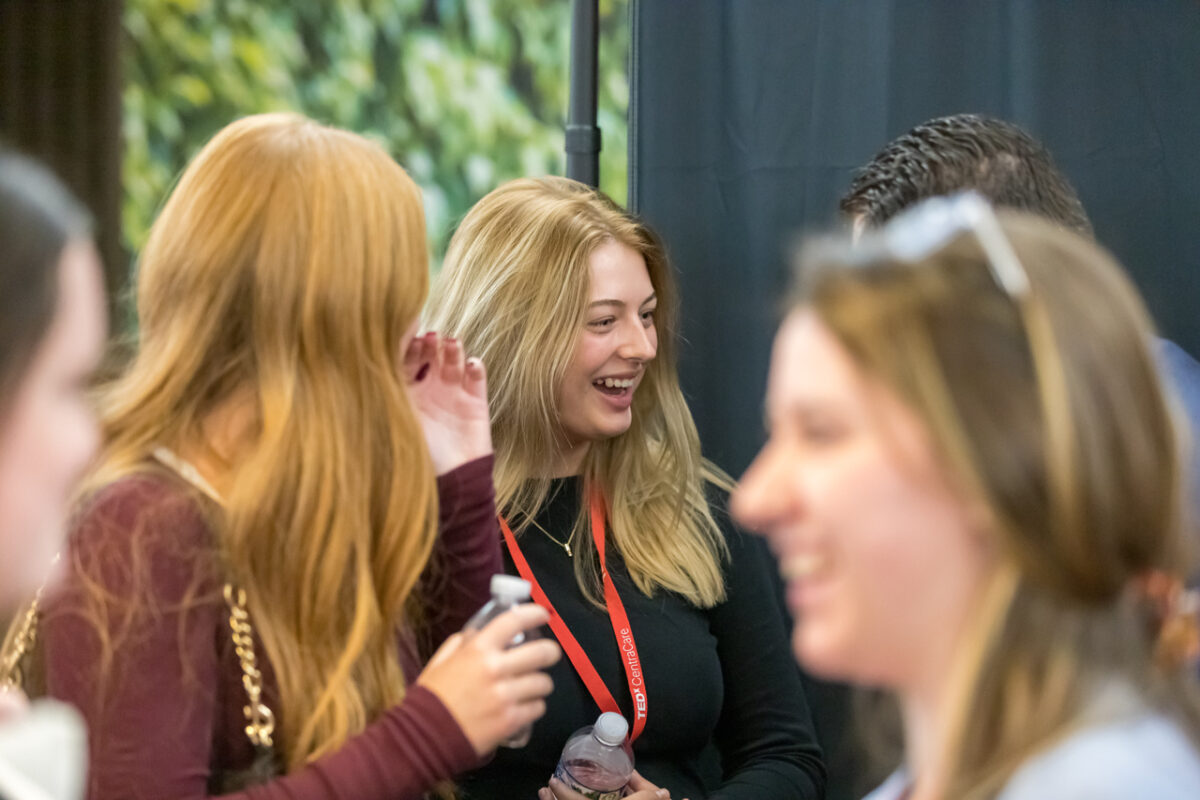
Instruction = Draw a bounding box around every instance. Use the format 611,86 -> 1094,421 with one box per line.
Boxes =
523,514 -> 576,557
154,447 -> 275,751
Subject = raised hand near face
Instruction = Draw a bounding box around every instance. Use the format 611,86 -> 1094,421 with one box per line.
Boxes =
404,331 -> 493,475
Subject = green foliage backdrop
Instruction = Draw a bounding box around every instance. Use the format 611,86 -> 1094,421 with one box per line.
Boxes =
123,0 -> 629,266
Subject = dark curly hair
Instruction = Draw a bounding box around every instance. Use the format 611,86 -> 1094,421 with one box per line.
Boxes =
840,114 -> 1092,236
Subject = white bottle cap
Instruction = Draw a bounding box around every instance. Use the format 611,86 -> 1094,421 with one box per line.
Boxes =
593,712 -> 629,746
490,574 -> 532,601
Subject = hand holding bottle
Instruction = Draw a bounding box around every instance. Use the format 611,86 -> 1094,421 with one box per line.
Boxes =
544,712 -> 682,800
416,602 -> 560,757
464,575 -> 543,747
540,770 -> 674,800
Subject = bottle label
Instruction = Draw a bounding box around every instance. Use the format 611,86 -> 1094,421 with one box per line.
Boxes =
553,761 -> 625,800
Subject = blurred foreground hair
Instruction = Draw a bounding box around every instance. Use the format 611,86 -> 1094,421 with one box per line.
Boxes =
796,208 -> 1200,797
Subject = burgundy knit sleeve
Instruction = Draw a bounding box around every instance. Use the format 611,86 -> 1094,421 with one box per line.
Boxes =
42,476 -> 480,800
419,455 -> 502,654
236,687 -> 478,800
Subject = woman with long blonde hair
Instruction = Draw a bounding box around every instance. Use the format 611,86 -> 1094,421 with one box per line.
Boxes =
734,193 -> 1200,799
34,114 -> 559,798
424,176 -> 824,800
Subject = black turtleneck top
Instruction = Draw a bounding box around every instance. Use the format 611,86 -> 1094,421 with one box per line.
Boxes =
460,478 -> 826,800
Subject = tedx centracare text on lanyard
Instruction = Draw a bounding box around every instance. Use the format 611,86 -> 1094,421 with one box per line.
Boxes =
499,490 -> 648,743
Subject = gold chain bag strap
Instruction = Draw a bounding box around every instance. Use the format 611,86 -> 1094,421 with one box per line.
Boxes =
223,583 -> 275,749
149,448 -> 279,789
1,554 -> 56,694
217,583 -> 279,791
0,609 -> 34,691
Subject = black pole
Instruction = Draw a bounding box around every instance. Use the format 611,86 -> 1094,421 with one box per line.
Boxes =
566,0 -> 600,187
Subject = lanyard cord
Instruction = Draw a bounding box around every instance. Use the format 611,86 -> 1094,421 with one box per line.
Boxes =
499,490 -> 647,742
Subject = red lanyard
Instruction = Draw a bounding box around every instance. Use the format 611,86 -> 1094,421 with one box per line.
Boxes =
499,490 -> 648,743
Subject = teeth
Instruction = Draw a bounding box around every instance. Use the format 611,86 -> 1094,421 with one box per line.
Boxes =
782,554 -> 827,580
597,378 -> 635,389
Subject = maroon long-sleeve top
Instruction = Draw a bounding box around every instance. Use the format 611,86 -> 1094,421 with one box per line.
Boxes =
42,456 -> 501,800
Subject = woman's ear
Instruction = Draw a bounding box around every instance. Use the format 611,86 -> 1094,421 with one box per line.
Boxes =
202,386 -> 260,468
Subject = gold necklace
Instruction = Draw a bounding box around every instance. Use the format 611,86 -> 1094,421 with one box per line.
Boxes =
525,515 -> 576,557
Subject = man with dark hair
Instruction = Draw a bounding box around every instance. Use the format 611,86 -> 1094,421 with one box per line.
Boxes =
841,111 -> 1200,525
840,113 -> 1092,235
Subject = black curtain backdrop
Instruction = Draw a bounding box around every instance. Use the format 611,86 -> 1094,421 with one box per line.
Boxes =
0,0 -> 125,313
630,0 -> 1200,480
629,3 -> 1200,798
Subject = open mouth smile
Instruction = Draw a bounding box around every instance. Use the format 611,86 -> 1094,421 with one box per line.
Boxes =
593,376 -> 636,396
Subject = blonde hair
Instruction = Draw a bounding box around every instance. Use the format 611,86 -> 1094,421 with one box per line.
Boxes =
797,212 -> 1200,798
425,176 -> 728,608
80,113 -> 436,768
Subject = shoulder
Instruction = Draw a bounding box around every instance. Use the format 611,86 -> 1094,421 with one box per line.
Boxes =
998,712 -> 1200,800
74,471 -> 213,549
63,471 -> 220,601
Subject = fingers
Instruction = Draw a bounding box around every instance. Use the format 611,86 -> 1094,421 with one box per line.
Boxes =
512,696 -> 548,730
402,334 -> 426,382
464,356 -> 488,400
627,771 -> 656,792
404,331 -> 438,383
476,602 -> 551,649
405,332 -> 485,393
543,774 -> 669,800
545,778 -> 586,800
421,332 -> 440,382
543,778 -> 668,800
501,670 -> 555,704
497,637 -> 561,676
441,337 -> 465,385
625,772 -> 671,798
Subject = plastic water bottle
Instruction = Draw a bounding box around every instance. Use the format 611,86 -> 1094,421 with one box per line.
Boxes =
552,712 -> 634,800
464,574 -> 537,747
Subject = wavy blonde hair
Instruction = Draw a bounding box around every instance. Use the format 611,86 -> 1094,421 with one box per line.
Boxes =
425,176 -> 728,608
797,212 -> 1200,798
80,113 -> 436,768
